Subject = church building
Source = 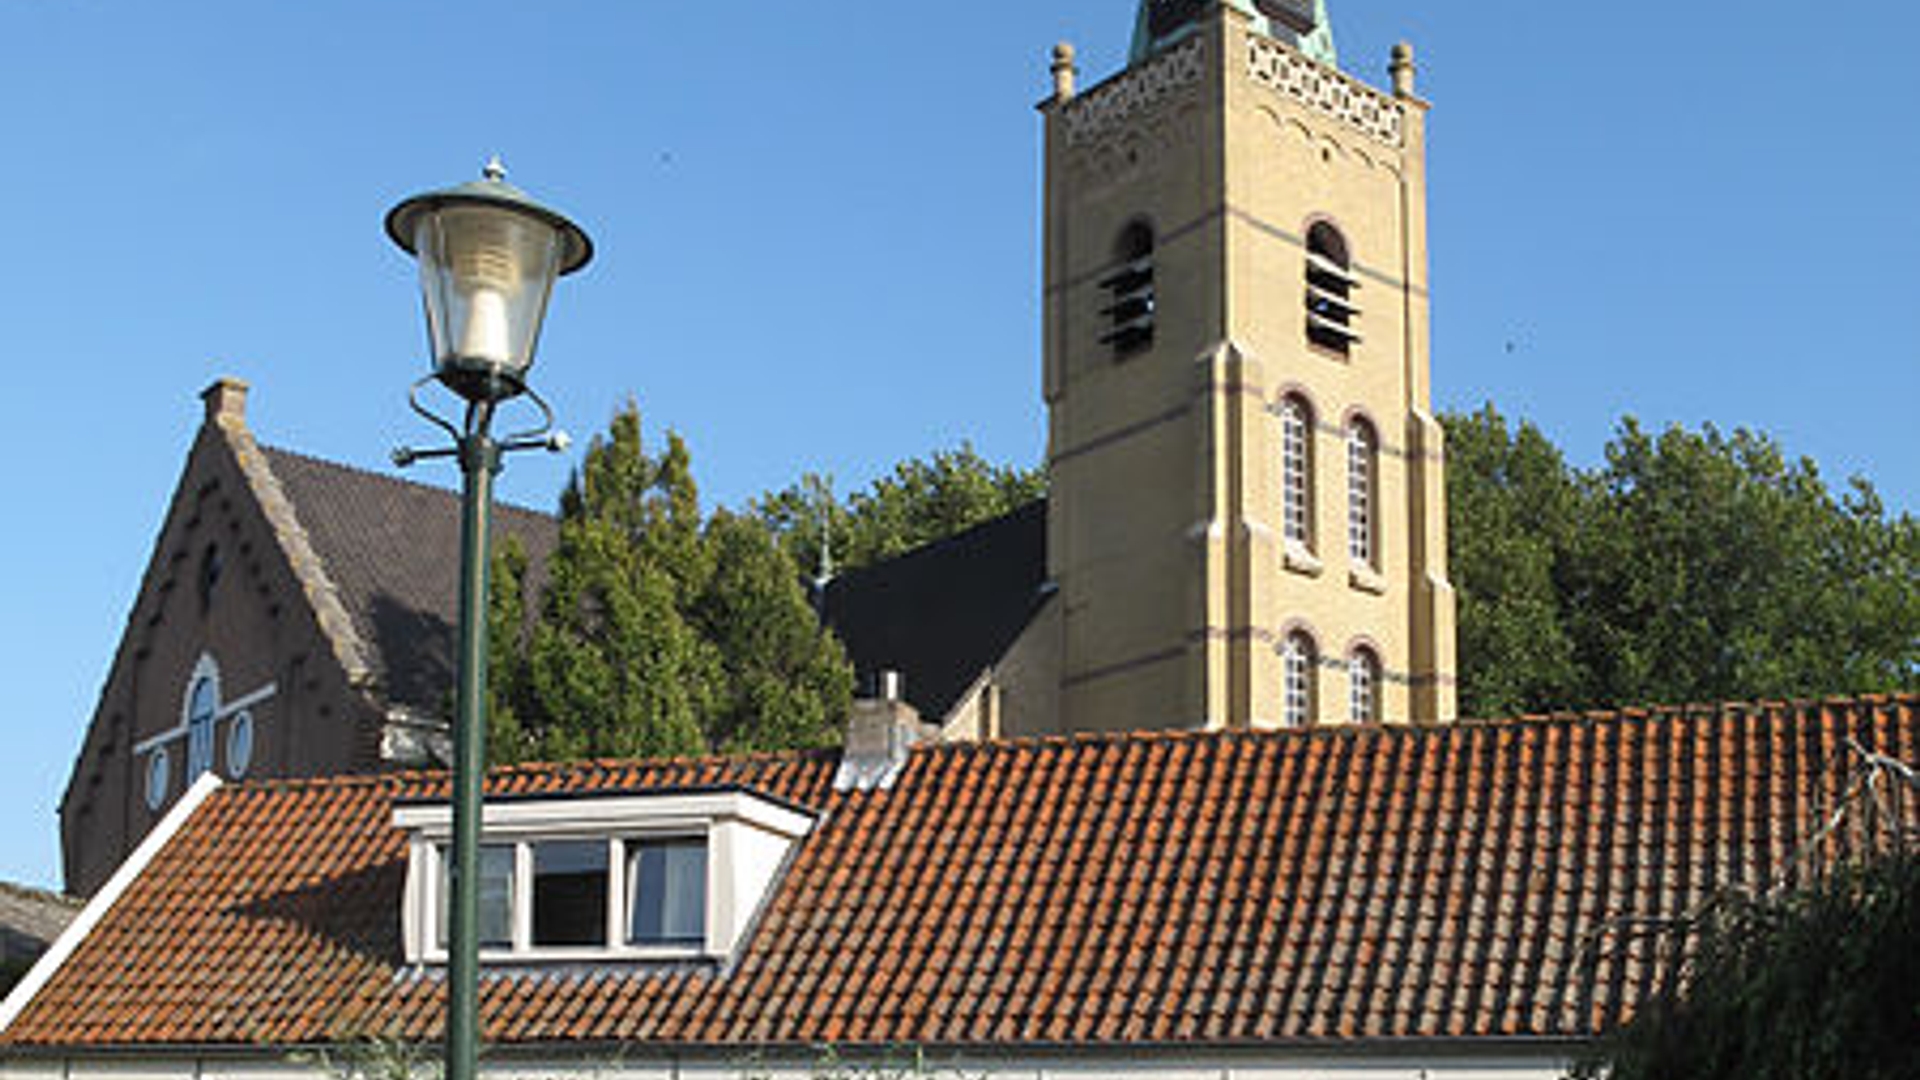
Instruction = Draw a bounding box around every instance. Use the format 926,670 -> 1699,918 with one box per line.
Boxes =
59,0 -> 1460,896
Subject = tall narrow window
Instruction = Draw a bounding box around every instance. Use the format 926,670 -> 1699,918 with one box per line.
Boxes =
1282,631 -> 1317,727
185,672 -> 217,779
1280,395 -> 1314,548
197,543 -> 223,612
1305,222 -> 1360,354
1099,221 -> 1156,357
1348,647 -> 1381,724
1346,418 -> 1378,567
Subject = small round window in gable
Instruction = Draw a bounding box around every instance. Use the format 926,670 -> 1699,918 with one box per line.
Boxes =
145,748 -> 170,811
227,709 -> 254,779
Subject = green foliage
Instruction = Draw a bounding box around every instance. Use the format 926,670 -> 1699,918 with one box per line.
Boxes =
489,403 -> 851,763
695,510 -> 853,753
1444,405 -> 1584,716
1573,852 -> 1920,1080
1445,407 -> 1919,716
758,443 -> 1045,576
484,535 -> 534,762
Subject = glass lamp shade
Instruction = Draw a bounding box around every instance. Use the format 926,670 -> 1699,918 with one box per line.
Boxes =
387,163 -> 593,402
413,206 -> 562,398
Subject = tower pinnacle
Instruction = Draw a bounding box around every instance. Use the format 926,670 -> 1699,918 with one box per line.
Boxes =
1131,0 -> 1337,68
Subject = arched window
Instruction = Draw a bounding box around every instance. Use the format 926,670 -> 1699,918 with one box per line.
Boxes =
1099,221 -> 1156,357
1280,395 -> 1314,548
1282,630 -> 1318,727
185,666 -> 219,779
1348,646 -> 1381,724
1346,418 -> 1378,568
1305,222 -> 1360,354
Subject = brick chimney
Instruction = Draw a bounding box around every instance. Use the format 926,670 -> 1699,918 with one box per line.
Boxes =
201,377 -> 250,429
835,671 -> 938,792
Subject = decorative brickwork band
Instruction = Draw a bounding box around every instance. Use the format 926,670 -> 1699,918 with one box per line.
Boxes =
1245,35 -> 1404,149
1061,36 -> 1205,148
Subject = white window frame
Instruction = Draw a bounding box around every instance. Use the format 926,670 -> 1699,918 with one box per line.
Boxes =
395,789 -> 814,965
1280,397 -> 1313,551
1346,419 -> 1377,569
1282,632 -> 1317,728
1348,647 -> 1381,724
134,652 -> 278,808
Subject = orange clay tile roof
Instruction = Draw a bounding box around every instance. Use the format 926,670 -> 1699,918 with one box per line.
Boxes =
4,696 -> 1915,1051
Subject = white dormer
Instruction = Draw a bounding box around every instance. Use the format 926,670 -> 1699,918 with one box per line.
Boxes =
392,787 -> 814,964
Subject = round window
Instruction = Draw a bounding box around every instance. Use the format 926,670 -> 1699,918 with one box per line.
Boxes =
145,749 -> 171,811
227,710 -> 254,779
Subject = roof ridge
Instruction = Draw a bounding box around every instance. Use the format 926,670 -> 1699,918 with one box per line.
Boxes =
223,427 -> 373,685
908,692 -> 1919,756
258,443 -> 559,523
212,744 -> 847,795
826,497 -> 1045,586
0,881 -> 81,909
212,695 -> 1916,795
1480,691 -> 1918,725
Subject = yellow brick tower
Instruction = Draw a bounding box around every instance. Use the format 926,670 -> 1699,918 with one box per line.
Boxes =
1040,0 -> 1456,730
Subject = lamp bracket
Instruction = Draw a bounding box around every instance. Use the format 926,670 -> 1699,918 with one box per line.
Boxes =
394,374 -> 570,471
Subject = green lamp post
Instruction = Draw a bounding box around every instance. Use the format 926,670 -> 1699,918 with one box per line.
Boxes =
386,158 -> 592,1080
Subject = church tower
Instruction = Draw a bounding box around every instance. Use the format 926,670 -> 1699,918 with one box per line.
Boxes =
1040,0 -> 1456,730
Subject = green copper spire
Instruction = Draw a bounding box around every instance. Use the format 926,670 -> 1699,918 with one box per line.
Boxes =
1131,0 -> 1338,68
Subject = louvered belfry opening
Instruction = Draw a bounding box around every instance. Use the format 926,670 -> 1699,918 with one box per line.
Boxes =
1100,220 -> 1157,358
1305,221 -> 1360,354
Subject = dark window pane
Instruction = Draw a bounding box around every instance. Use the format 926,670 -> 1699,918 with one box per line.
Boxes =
533,840 -> 608,947
628,840 -> 706,946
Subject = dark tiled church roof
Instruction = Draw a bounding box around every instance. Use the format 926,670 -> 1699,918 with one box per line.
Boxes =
822,500 -> 1050,722
4,697 -> 1913,1049
262,448 -> 559,712
266,446 -> 1047,724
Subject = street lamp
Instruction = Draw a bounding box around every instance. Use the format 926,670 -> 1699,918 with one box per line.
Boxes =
386,158 -> 592,1080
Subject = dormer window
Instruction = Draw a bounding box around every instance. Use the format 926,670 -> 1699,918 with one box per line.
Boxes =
1305,222 -> 1360,354
396,788 -> 813,963
1099,221 -> 1156,358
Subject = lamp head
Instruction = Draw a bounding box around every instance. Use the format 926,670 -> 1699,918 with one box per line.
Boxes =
386,159 -> 593,403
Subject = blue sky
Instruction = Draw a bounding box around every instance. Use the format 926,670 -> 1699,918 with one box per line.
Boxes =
1,1 -> 1914,890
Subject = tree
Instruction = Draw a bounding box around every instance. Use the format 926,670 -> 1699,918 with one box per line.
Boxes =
490,404 -> 851,763
693,509 -> 854,753
1443,405 -> 1584,716
758,443 -> 1045,576
1573,851 -> 1920,1080
1443,409 -> 1919,717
